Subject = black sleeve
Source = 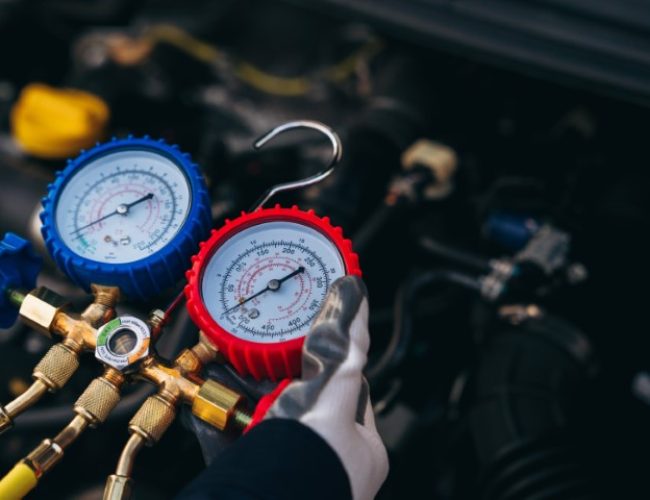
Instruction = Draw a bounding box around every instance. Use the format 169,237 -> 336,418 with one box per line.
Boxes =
176,418 -> 352,500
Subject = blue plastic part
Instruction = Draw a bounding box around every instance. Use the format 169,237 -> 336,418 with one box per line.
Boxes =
0,233 -> 42,328
484,212 -> 541,252
40,137 -> 212,301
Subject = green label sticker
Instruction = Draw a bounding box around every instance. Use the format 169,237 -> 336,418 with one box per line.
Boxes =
97,317 -> 122,347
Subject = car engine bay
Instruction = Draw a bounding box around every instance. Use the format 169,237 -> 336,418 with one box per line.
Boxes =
1,1 -> 650,498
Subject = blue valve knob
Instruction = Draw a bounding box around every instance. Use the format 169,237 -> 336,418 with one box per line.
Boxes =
0,233 -> 42,328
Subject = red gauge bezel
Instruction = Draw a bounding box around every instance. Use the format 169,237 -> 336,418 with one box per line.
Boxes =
184,205 -> 361,380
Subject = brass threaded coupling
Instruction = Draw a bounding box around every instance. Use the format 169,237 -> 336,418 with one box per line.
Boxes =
147,309 -> 166,339
18,287 -> 68,336
191,379 -> 248,431
91,284 -> 121,307
74,371 -> 124,426
129,394 -> 176,444
81,285 -> 120,327
104,474 -> 134,500
33,343 -> 80,390
25,414 -> 89,477
25,439 -> 64,478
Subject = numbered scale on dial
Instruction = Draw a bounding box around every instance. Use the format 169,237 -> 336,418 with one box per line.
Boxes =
41,137 -> 211,300
185,206 -> 361,380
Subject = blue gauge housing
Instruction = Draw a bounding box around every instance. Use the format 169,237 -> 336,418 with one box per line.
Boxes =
40,136 -> 211,301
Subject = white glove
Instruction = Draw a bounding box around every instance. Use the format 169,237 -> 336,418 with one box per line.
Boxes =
251,275 -> 389,500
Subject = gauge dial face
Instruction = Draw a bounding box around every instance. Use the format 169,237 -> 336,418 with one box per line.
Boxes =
201,220 -> 346,344
54,149 -> 192,264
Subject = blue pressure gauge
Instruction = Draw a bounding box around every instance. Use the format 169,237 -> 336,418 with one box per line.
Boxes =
40,137 -> 211,300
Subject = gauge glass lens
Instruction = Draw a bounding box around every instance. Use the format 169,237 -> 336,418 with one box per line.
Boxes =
55,150 -> 192,264
201,221 -> 346,343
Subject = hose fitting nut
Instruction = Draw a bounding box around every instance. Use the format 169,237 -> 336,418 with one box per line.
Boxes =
19,287 -> 68,336
104,474 -> 133,500
191,379 -> 244,431
129,395 -> 176,444
33,343 -> 79,390
74,376 -> 122,426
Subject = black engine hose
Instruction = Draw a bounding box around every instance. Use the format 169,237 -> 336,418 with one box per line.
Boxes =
419,235 -> 493,274
365,269 -> 481,389
470,315 -> 598,500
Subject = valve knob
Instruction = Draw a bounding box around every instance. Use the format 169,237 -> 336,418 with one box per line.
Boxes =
0,233 -> 42,328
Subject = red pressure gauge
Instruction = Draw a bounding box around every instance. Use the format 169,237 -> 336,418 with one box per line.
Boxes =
185,206 -> 360,380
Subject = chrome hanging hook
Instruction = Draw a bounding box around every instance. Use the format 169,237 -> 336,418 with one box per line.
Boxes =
249,120 -> 343,211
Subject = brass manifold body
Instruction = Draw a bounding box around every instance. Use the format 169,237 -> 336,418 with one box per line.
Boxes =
0,284 -> 252,500
1,284 -> 119,433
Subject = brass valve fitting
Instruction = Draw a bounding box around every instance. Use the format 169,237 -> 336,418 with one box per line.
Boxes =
18,287 -> 68,336
129,394 -> 176,444
74,370 -> 124,426
25,414 -> 90,478
0,283 -> 121,432
103,394 -> 176,500
174,331 -> 219,377
1,342 -> 80,435
15,368 -> 125,485
192,379 -> 249,431
33,343 -> 80,390
81,285 -> 120,327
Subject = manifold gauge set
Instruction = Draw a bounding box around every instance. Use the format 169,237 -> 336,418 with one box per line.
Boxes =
40,120 -> 359,379
0,120 -> 358,498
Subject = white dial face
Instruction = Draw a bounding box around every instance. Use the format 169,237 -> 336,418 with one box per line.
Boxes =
201,220 -> 346,343
54,149 -> 192,264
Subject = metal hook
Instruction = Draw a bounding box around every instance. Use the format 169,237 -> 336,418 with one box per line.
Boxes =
249,120 -> 343,211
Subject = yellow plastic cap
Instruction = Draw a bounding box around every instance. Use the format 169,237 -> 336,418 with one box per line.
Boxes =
11,83 -> 109,159
0,462 -> 38,500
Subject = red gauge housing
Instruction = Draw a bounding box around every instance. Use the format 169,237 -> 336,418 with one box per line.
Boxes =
184,205 -> 361,380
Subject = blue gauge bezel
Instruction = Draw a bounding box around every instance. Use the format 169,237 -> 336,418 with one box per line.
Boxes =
40,136 -> 211,301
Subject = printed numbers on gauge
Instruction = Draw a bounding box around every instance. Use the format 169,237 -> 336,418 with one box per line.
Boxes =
200,221 -> 346,343
54,150 -> 192,264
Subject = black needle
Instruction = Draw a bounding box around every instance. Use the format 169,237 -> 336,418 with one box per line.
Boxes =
223,266 -> 306,315
70,193 -> 154,237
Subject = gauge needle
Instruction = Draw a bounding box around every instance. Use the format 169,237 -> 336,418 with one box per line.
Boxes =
223,266 -> 306,315
70,193 -> 154,237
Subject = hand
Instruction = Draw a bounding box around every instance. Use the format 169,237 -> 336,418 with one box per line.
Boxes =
249,276 -> 389,500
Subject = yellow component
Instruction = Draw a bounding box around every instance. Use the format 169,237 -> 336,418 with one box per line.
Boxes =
141,24 -> 383,97
11,83 -> 109,159
144,24 -> 223,64
0,462 -> 38,500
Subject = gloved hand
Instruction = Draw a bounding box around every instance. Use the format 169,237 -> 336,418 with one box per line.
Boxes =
178,276 -> 389,500
248,275 -> 389,500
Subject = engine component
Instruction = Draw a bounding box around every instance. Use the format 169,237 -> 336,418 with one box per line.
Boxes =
11,83 -> 109,159
470,313 -> 597,500
483,212 -> 541,252
40,136 -> 211,300
400,139 -> 458,200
